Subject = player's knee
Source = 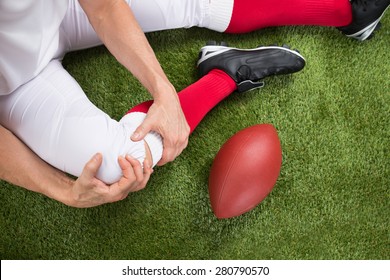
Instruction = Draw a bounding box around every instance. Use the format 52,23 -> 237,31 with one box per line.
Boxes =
80,134 -> 124,185
91,131 -> 146,185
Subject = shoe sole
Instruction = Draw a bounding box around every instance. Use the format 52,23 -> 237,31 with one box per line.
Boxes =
346,4 -> 389,41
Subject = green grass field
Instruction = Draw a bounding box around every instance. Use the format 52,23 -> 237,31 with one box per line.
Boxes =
1,18 -> 389,260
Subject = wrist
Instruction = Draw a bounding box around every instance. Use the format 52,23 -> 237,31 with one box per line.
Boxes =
147,75 -> 177,101
39,171 -> 76,207
58,177 -> 78,207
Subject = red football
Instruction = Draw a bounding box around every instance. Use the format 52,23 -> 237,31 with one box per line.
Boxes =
209,124 -> 282,219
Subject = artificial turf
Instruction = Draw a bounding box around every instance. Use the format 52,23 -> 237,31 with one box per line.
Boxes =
1,18 -> 389,260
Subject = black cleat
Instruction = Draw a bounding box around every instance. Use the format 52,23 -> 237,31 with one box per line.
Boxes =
338,0 -> 390,41
197,42 -> 306,92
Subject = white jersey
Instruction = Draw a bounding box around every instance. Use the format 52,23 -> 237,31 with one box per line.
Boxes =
0,0 -> 68,95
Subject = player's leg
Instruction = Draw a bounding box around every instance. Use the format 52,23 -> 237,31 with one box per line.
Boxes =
127,69 -> 236,134
213,0 -> 389,41
59,0 -> 211,53
127,43 -> 306,133
129,0 -> 211,32
0,60 -> 161,184
128,0 -> 349,33
130,0 -> 389,41
220,0 -> 352,33
128,0 -> 351,33
60,0 -> 389,52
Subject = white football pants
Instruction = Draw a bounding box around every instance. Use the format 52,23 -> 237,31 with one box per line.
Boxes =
0,0 -> 234,184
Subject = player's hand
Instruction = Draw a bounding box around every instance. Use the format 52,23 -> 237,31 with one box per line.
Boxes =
67,153 -> 153,208
131,92 -> 190,166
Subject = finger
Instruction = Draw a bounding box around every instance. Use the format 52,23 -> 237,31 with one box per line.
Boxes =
106,156 -> 137,201
139,159 -> 153,189
131,120 -> 152,142
81,153 -> 103,180
125,155 -> 145,192
129,158 -> 152,193
118,155 -> 135,179
127,155 -> 143,182
117,155 -> 143,193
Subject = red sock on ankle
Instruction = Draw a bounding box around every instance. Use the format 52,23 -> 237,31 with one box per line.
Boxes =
127,69 -> 237,133
226,0 -> 352,33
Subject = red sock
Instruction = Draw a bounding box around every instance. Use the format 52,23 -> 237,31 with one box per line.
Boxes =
226,0 -> 352,33
127,69 -> 237,133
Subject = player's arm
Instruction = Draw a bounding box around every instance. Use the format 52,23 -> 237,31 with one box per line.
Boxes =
0,125 -> 152,208
78,0 -> 189,165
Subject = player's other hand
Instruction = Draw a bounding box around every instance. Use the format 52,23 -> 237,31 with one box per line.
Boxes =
67,153 -> 152,208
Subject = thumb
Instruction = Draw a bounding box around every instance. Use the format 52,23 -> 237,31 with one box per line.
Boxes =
131,121 -> 152,142
81,153 -> 103,179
